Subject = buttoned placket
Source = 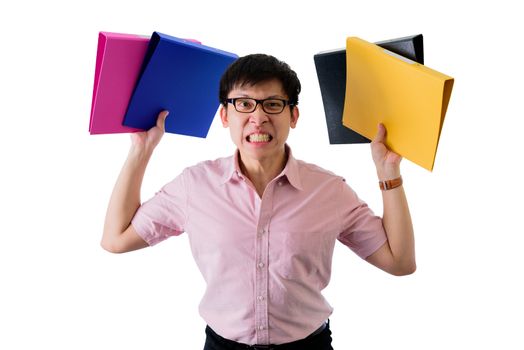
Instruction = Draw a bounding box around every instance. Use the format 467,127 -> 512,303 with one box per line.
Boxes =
253,180 -> 278,345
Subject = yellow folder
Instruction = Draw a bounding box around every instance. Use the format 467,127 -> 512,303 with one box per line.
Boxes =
342,37 -> 454,171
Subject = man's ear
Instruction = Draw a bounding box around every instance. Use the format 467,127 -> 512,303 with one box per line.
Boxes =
219,105 -> 229,127
290,106 -> 299,129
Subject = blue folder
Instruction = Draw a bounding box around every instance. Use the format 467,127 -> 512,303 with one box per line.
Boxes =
123,32 -> 238,137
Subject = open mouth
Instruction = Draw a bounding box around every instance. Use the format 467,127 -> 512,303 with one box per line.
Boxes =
246,133 -> 273,143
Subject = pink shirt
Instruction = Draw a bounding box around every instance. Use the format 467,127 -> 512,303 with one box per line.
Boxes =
132,147 -> 387,345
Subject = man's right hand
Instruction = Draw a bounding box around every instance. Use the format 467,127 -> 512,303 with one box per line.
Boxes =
130,110 -> 169,154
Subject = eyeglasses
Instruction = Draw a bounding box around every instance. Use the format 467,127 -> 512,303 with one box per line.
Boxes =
225,97 -> 295,114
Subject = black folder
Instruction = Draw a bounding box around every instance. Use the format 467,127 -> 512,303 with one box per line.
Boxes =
314,34 -> 424,144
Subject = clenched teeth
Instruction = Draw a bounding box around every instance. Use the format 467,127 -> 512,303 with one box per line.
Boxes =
248,133 -> 271,142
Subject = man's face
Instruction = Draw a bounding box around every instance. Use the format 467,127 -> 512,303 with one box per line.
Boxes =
220,79 -> 299,163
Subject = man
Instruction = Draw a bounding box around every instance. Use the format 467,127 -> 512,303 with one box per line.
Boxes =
101,54 -> 415,349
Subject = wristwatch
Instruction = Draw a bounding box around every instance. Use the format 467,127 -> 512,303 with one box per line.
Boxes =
379,176 -> 403,191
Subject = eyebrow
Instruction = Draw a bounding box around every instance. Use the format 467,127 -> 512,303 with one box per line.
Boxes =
233,94 -> 287,99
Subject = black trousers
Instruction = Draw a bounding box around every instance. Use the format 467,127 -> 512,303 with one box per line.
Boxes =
203,321 -> 333,350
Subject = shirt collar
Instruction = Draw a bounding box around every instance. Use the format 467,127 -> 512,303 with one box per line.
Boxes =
219,144 -> 303,191
280,145 -> 303,191
219,149 -> 244,185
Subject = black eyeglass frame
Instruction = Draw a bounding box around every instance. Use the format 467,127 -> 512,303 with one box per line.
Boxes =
224,98 -> 297,114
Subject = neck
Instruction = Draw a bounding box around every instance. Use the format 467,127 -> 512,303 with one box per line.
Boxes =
239,149 -> 288,197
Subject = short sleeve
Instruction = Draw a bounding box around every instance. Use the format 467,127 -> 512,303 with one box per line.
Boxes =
337,180 -> 387,259
131,170 -> 188,246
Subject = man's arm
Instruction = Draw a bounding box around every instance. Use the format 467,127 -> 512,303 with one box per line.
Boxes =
100,111 -> 169,254
365,124 -> 416,276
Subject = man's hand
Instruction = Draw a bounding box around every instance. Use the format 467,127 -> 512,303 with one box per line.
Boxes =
371,123 -> 402,180
130,110 -> 169,154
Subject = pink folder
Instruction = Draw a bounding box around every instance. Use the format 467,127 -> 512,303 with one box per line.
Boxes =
89,32 -> 148,134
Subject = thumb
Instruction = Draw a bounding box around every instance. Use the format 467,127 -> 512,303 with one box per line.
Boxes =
156,110 -> 169,131
372,123 -> 386,144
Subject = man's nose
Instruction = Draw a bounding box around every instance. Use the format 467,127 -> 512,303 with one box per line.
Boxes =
249,104 -> 269,125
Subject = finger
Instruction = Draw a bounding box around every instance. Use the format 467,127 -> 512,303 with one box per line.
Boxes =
156,110 -> 169,131
372,123 -> 386,144
130,131 -> 142,147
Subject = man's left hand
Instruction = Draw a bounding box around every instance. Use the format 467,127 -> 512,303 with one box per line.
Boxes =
371,123 -> 402,179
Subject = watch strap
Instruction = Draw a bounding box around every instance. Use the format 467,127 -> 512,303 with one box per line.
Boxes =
379,176 -> 403,191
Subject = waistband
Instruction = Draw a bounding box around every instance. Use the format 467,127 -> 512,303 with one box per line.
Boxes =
205,320 -> 329,349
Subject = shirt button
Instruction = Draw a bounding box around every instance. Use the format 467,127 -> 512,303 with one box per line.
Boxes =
258,325 -> 265,330
277,181 -> 283,186
258,295 -> 264,301
258,262 -> 264,268
259,228 -> 265,235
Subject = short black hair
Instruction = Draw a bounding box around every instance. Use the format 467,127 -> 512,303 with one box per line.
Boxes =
219,54 -> 301,108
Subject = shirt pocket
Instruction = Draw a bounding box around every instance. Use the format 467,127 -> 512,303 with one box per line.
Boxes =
277,230 -> 337,287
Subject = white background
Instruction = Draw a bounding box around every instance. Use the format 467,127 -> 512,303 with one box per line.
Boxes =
1,0 -> 523,349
